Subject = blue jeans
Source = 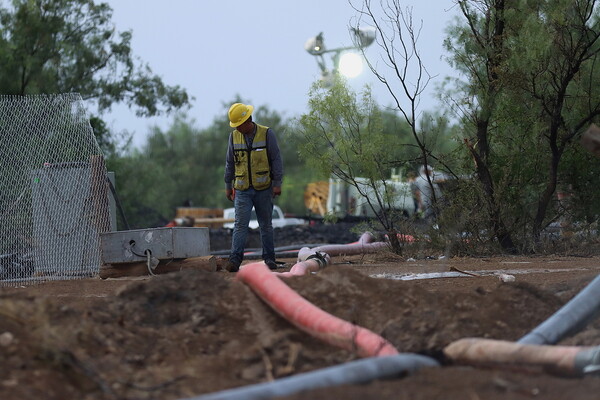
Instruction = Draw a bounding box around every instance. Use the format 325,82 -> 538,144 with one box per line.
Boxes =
229,187 -> 275,265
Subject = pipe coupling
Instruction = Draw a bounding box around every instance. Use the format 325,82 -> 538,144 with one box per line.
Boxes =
574,346 -> 600,375
306,251 -> 330,269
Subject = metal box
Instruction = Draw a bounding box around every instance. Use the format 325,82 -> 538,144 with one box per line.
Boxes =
100,227 -> 210,264
31,164 -> 103,276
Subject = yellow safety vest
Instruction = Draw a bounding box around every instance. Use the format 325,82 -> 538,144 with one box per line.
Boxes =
232,124 -> 272,191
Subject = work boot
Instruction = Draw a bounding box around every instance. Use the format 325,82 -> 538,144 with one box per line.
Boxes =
225,261 -> 240,273
265,260 -> 278,270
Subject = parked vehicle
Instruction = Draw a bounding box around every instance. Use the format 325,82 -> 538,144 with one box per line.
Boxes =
305,176 -> 416,219
223,205 -> 306,229
344,177 -> 416,218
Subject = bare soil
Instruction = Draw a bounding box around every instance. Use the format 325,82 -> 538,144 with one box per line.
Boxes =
0,225 -> 599,399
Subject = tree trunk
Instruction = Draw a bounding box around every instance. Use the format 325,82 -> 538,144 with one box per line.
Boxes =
533,138 -> 562,241
387,229 -> 402,255
466,139 -> 516,253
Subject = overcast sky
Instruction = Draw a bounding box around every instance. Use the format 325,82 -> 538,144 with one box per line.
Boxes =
104,1 -> 460,148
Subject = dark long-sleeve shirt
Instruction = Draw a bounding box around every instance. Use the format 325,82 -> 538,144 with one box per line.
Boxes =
224,126 -> 283,190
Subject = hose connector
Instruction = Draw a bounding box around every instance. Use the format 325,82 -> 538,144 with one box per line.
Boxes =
574,346 -> 600,375
305,251 -> 330,269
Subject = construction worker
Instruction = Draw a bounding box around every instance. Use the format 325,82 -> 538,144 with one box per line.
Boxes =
223,103 -> 283,272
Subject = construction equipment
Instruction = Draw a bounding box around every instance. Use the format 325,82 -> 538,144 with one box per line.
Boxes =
304,181 -> 329,216
304,175 -> 416,219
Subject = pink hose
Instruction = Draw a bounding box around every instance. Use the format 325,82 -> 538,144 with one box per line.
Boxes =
237,262 -> 399,357
359,232 -> 377,244
278,231 -> 412,278
297,232 -> 388,262
275,259 -> 322,278
444,338 -> 596,376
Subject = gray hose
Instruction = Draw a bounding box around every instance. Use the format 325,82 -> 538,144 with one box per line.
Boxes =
272,243 -> 330,252
211,244 -> 329,257
519,274 -> 600,345
184,354 -> 439,400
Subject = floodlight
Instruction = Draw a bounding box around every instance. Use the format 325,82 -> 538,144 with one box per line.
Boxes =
304,32 -> 326,55
305,28 -> 375,83
338,52 -> 363,78
351,26 -> 376,48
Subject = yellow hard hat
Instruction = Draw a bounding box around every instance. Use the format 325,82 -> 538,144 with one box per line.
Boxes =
228,103 -> 254,128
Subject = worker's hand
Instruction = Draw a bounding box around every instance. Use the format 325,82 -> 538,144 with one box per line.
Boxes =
226,188 -> 235,202
272,186 -> 282,198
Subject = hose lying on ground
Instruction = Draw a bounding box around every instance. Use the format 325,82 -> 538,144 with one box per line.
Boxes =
212,243 -> 330,259
214,231 -> 392,261
237,261 -> 398,357
276,232 -> 399,277
518,274 -> 600,345
275,251 -> 330,278
196,239 -> 600,400
444,338 -> 600,376
297,232 -> 388,262
185,240 -> 438,400
186,353 -> 439,400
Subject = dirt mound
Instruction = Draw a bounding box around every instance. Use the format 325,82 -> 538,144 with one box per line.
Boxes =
287,268 -> 564,357
2,260 -> 597,399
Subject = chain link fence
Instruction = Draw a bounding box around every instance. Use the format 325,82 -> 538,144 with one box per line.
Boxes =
0,94 -> 110,285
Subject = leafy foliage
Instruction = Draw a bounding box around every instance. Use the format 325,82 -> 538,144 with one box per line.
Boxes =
0,0 -> 190,153
295,77 -> 417,252
442,0 -> 600,251
108,102 -> 311,229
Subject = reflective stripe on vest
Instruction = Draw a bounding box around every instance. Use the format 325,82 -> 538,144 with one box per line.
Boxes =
232,124 -> 272,191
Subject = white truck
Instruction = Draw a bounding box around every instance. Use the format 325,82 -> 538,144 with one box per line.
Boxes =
327,177 -> 416,218
223,205 -> 306,229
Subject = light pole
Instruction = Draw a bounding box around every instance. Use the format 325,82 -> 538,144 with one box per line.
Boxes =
304,27 -> 377,217
304,27 -> 376,86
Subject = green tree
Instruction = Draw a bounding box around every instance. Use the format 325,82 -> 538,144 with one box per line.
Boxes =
442,0 -> 517,251
353,0 -> 454,179
445,0 -> 600,251
296,77 -> 412,253
108,145 -> 173,229
0,0 -> 190,153
109,101 -> 309,228
380,108 -> 459,177
513,1 -> 600,240
109,114 -> 224,229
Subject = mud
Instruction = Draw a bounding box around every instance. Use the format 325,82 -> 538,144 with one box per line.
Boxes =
0,231 -> 599,399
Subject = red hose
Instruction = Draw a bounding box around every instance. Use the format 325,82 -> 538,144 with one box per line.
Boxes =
238,262 -> 398,357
